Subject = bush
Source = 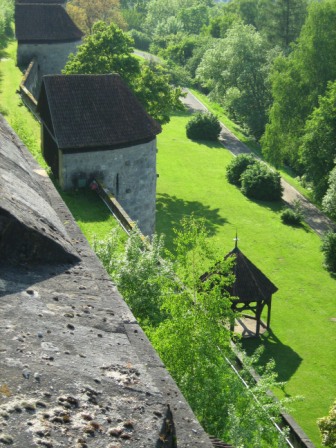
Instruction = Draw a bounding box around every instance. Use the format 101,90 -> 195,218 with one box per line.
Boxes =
321,231 -> 336,273
186,112 -> 221,141
281,208 -> 301,226
128,29 -> 151,51
241,163 -> 283,201
226,154 -> 258,186
281,200 -> 304,226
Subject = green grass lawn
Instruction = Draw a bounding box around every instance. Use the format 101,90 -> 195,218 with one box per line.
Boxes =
1,39 -> 335,447
156,111 -> 336,447
189,88 -> 317,202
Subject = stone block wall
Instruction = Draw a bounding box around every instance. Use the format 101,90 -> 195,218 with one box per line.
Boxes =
17,40 -> 81,76
59,140 -> 157,236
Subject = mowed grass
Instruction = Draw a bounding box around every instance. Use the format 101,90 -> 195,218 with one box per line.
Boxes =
190,88 -> 316,202
0,40 -> 121,245
1,38 -> 335,446
156,111 -> 336,447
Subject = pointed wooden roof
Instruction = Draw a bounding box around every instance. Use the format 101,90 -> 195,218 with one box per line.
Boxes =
37,74 -> 162,151
224,243 -> 278,302
201,241 -> 278,303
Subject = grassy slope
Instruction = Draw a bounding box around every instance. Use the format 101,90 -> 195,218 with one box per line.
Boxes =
190,88 -> 316,202
156,111 -> 336,447
0,41 -> 120,245
1,40 -> 335,446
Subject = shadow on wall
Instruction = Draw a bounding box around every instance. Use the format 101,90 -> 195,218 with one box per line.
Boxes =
156,192 -> 228,251
242,329 -> 303,385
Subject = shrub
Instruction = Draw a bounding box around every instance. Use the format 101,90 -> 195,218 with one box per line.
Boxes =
226,154 -> 258,186
241,163 -> 283,201
317,400 -> 336,447
128,29 -> 151,51
321,231 -> 336,273
186,112 -> 221,141
281,200 -> 304,226
281,208 -> 301,226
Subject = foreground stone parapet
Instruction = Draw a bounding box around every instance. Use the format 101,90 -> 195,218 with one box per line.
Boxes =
0,115 -> 213,447
0,116 -> 79,264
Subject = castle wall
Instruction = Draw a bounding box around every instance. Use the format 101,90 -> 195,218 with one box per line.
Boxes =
17,40 -> 81,75
59,140 -> 157,236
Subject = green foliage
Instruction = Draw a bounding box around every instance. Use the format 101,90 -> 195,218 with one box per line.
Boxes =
186,112 -> 221,141
318,400 -> 336,448
300,81 -> 336,201
321,231 -> 336,274
63,21 -> 140,83
131,62 -> 184,125
94,227 -> 173,326
257,0 -> 308,49
64,21 -> 183,124
177,3 -> 210,34
241,162 -> 283,201
226,154 -> 258,187
0,0 -> 14,43
322,166 -> 336,220
127,29 -> 151,50
197,22 -> 278,139
122,7 -> 146,31
93,215 -> 293,445
206,11 -> 241,38
262,0 -> 336,170
281,200 -> 304,226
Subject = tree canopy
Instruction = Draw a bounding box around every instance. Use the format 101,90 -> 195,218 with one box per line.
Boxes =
64,21 -> 183,124
66,0 -> 126,34
197,22 -> 278,139
0,0 -> 14,43
262,0 -> 336,170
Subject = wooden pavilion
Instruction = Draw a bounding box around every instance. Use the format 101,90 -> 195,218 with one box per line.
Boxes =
202,238 -> 278,337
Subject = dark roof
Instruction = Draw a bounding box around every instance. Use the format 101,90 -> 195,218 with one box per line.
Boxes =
38,74 -> 162,150
201,244 -> 278,303
15,4 -> 83,42
16,0 -> 66,3
224,245 -> 278,302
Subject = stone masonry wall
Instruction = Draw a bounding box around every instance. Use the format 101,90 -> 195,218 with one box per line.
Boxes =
17,40 -> 81,76
60,140 -> 157,236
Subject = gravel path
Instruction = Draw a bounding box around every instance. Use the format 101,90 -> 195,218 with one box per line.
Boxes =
181,89 -> 335,237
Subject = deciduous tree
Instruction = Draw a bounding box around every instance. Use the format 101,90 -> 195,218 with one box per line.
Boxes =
262,0 -> 336,170
66,0 -> 126,34
64,21 -> 183,124
300,81 -> 336,201
197,22 -> 278,139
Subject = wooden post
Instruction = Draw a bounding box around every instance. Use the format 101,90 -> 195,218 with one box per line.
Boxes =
267,297 -> 272,330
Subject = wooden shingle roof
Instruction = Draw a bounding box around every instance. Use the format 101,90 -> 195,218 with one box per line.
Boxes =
201,243 -> 278,303
15,4 -> 83,42
224,245 -> 278,302
38,74 -> 162,150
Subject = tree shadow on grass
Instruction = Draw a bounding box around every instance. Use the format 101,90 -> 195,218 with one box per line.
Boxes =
156,192 -> 228,251
241,329 -> 303,387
